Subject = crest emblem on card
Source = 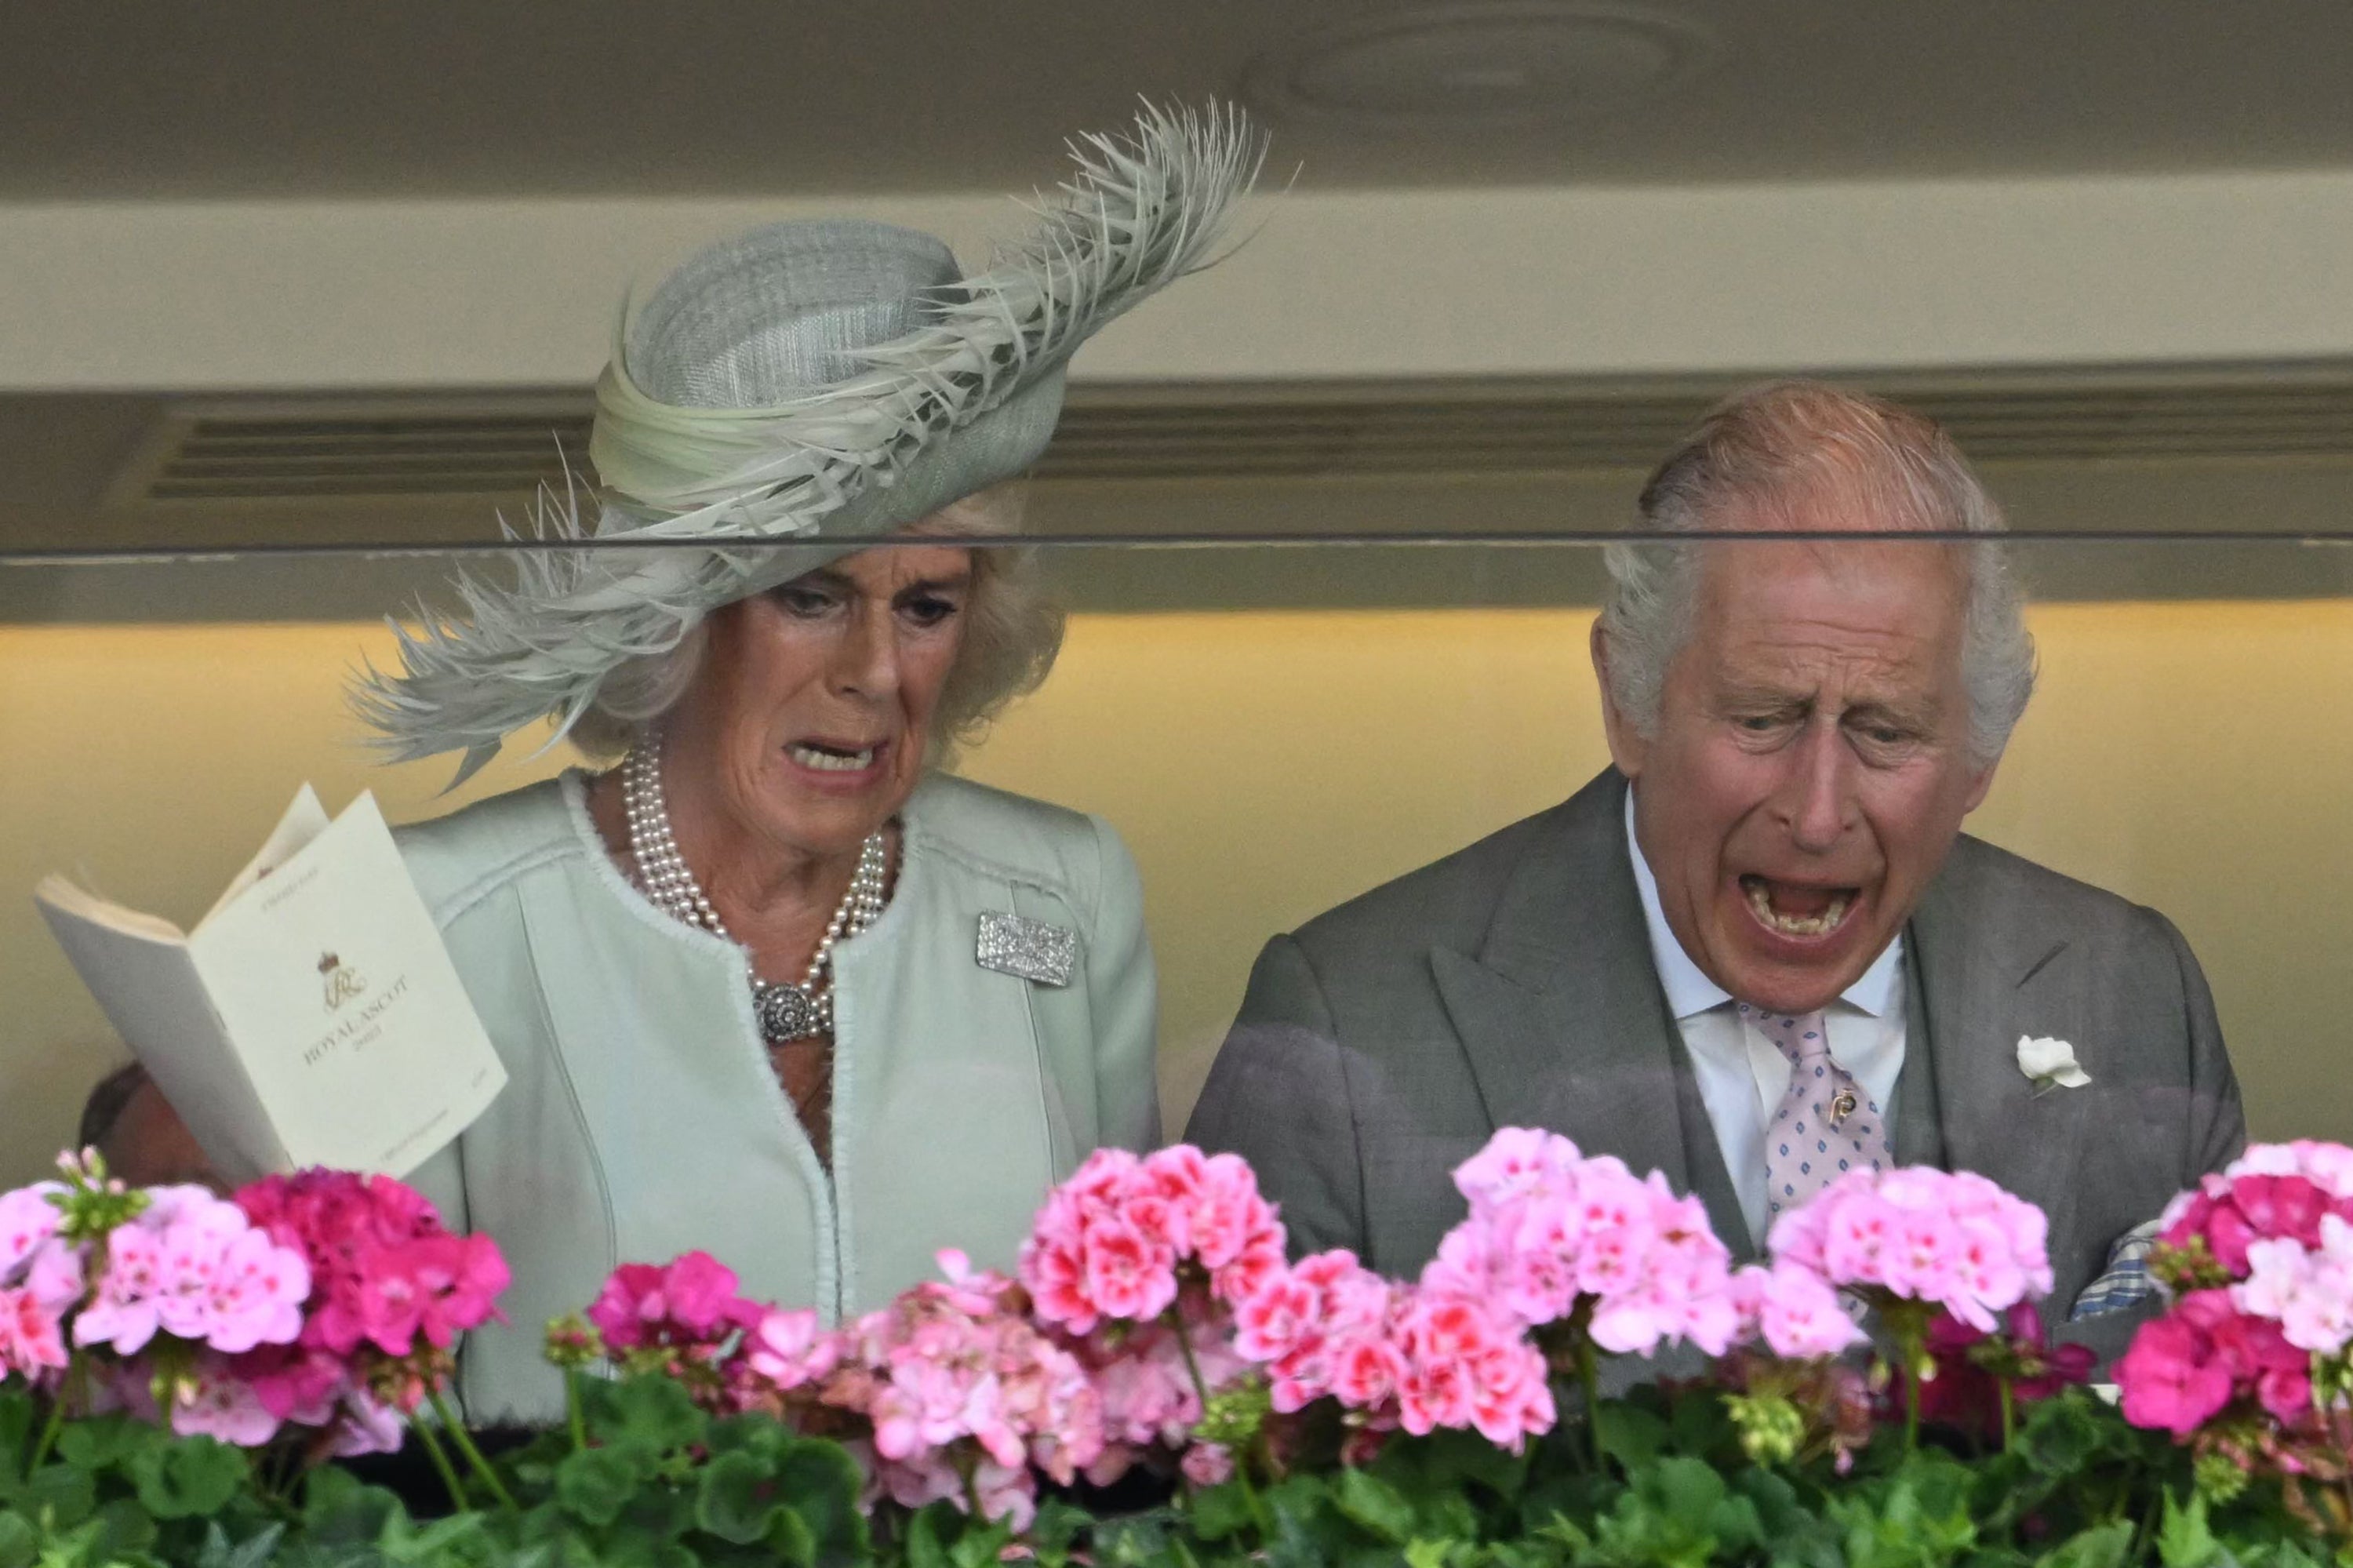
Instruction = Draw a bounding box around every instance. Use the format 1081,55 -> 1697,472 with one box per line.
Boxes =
976,912 -> 1076,987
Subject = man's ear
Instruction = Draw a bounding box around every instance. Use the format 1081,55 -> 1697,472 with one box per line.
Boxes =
1591,619 -> 1648,779
1961,754 -> 2001,814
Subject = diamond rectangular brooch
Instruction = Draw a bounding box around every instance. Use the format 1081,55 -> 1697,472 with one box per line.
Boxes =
976,911 -> 1077,987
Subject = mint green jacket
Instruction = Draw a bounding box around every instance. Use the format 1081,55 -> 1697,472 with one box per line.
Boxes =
396,770 -> 1158,1423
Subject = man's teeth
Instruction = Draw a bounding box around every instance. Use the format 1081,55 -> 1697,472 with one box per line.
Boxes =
787,744 -> 875,772
1742,879 -> 1853,937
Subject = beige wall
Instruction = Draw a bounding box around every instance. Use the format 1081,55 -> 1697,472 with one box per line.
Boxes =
7,170 -> 2353,390
5,597 -> 2348,1186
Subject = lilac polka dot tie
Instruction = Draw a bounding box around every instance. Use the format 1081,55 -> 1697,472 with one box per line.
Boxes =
1740,1003 -> 1889,1224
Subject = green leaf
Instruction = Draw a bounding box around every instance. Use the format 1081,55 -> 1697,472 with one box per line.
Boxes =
1187,1479 -> 1259,1544
553,1446 -> 642,1528
1666,1387 -> 1740,1464
377,1509 -> 492,1566
903,1504 -> 956,1568
85,1498 -> 159,1564
126,1439 -> 248,1521
296,1463 -> 405,1546
2035,1520 -> 2134,1568
53,1417 -> 151,1476
0,1512 -> 35,1568
2156,1491 -> 2223,1568
769,1440 -> 867,1568
1335,1468 -> 1417,1546
16,1464 -> 95,1531
765,1506 -> 818,1568
695,1450 -> 782,1545
0,1395 -> 34,1490
189,1520 -> 282,1568
1597,1406 -> 1670,1475
948,1517 -> 1016,1568
580,1376 -> 707,1457
1374,1427 -> 1529,1502
1089,1508 -> 1179,1568
2013,1395 -> 2118,1480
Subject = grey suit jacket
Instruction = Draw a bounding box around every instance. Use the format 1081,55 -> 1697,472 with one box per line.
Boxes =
1186,769 -> 2244,1363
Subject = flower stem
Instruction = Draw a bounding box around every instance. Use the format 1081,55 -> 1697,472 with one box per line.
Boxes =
955,1448 -> 987,1523
1996,1373 -> 2017,1452
428,1390 -> 515,1511
27,1392 -> 65,1472
1577,1335 -> 1605,1473
1169,1304 -> 1214,1415
408,1412 -> 470,1515
564,1367 -> 588,1453
1233,1457 -> 1275,1541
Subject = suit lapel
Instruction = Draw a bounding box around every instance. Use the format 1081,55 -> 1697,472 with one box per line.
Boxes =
1431,771 -> 1752,1257
1909,840 -> 2090,1257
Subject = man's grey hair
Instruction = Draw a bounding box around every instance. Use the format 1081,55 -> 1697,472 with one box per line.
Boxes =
569,480 -> 1064,763
1598,380 -> 2036,769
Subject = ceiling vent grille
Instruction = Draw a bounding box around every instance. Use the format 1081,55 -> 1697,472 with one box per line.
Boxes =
123,369 -> 2353,504
137,408 -> 595,502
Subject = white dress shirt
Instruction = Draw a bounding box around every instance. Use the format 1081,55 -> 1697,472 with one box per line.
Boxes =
1624,790 -> 1907,1250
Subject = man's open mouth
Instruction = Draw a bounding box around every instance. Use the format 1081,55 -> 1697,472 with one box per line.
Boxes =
1738,875 -> 1858,939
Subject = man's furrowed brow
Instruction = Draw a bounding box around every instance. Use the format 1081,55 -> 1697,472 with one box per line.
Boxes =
1842,692 -> 1944,729
1714,678 -> 1809,711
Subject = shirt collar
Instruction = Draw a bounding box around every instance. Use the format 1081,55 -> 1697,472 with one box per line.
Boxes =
1624,785 -> 1904,1022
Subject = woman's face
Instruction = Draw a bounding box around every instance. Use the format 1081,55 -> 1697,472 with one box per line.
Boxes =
670,542 -> 973,860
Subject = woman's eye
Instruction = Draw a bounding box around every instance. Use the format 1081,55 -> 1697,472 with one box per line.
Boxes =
1735,715 -> 1782,733
774,587 -> 836,617
900,595 -> 962,628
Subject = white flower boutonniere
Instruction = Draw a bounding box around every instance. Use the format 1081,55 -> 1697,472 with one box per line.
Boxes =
2017,1035 -> 2091,1094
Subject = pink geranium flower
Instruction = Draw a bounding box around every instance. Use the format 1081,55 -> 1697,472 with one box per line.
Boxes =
1424,1129 -> 1745,1359
784,1252 -> 1104,1524
1769,1167 -> 2051,1332
1731,1261 -> 1867,1360
2119,1142 -> 2353,1443
2117,1304 -> 2239,1437
1017,1145 -> 1284,1336
0,1286 -> 70,1377
0,1185 -> 63,1275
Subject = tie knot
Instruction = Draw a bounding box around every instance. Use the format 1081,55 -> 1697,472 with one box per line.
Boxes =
1737,1003 -> 1832,1066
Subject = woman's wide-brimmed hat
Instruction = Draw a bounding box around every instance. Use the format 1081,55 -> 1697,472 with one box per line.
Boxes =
354,103 -> 1263,784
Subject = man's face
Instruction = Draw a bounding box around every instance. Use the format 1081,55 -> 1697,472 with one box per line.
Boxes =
1598,531 -> 1998,1014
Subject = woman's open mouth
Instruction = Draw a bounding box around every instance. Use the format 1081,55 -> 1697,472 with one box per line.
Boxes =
786,740 -> 884,774
1739,875 -> 1858,940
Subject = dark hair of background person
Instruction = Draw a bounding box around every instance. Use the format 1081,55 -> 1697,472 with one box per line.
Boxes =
78,1060 -> 148,1152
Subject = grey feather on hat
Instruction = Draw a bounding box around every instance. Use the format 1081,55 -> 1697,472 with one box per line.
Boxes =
351,101 -> 1265,786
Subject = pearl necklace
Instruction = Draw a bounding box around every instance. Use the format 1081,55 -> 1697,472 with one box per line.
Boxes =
619,737 -> 889,1045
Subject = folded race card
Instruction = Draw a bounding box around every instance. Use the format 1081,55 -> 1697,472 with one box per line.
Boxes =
36,786 -> 505,1184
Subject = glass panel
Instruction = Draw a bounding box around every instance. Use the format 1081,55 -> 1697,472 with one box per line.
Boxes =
5,529 -> 2351,1197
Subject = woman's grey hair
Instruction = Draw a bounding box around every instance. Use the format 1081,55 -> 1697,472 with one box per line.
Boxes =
1598,380 -> 2036,769
568,480 -> 1064,762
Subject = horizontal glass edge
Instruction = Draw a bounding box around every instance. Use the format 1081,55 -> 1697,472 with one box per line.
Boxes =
7,529 -> 2353,565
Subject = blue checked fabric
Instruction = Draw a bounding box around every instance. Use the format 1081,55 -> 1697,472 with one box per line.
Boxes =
1744,1004 -> 1890,1225
2070,1221 -> 2166,1320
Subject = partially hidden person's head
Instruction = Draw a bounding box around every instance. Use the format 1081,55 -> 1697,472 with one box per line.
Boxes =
79,1062 -> 219,1191
1592,380 -> 2037,1016
351,106 -> 1263,793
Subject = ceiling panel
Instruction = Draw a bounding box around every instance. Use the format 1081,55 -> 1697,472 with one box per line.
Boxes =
4,1 -> 2350,199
